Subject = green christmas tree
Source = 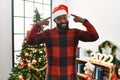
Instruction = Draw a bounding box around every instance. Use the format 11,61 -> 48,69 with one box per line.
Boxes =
8,8 -> 47,80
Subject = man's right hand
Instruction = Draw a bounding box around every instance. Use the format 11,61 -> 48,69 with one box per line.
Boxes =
37,17 -> 51,26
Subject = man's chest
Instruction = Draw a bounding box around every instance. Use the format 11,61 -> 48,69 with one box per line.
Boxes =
45,33 -> 78,47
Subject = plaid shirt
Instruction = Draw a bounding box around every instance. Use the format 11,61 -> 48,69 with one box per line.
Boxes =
27,20 -> 99,80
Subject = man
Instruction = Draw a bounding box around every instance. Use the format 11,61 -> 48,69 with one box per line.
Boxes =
27,4 -> 99,80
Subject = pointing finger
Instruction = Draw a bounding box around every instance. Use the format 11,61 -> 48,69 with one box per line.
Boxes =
71,14 -> 77,17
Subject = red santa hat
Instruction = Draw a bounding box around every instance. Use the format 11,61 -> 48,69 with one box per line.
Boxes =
52,4 -> 68,20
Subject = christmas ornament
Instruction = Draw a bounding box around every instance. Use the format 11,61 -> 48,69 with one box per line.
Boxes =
32,59 -> 37,64
19,62 -> 25,68
39,58 -> 42,62
25,53 -> 29,57
19,75 -> 23,79
40,51 -> 43,53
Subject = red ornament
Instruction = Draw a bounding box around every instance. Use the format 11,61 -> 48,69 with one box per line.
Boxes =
19,62 -> 25,68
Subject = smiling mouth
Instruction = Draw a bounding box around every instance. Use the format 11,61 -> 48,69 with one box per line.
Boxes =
61,24 -> 66,27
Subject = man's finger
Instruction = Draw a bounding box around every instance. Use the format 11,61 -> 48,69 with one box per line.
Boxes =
71,14 -> 77,17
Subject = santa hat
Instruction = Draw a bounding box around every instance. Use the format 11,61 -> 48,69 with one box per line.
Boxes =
52,4 -> 68,20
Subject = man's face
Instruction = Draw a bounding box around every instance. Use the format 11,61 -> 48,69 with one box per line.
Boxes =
54,14 -> 69,33
54,14 -> 68,27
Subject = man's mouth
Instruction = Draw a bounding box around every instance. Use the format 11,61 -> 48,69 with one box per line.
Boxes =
61,23 -> 66,28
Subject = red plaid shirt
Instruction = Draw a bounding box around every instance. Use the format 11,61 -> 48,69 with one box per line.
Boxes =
27,20 -> 99,80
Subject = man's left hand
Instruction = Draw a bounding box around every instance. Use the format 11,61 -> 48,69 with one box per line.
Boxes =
71,14 -> 85,23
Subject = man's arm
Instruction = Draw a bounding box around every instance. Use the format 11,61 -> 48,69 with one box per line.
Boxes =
26,17 -> 50,45
71,14 -> 99,41
80,20 -> 99,41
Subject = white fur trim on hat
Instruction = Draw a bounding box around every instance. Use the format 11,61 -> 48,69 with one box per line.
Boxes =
52,10 -> 67,20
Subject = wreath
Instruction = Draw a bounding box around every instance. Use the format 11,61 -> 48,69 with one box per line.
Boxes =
98,40 -> 120,77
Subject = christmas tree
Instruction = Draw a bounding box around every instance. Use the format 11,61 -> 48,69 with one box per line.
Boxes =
8,8 -> 47,80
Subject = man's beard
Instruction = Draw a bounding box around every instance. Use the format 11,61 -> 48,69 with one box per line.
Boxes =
56,21 -> 69,33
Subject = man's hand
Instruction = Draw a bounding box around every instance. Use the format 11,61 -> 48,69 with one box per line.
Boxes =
71,14 -> 85,23
37,16 -> 51,26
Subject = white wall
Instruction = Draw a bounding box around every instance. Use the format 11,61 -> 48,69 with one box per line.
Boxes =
70,0 -> 120,51
52,0 -> 120,52
0,0 -> 12,80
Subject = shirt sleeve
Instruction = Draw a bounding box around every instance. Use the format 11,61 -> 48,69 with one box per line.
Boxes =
78,20 -> 99,42
26,23 -> 46,45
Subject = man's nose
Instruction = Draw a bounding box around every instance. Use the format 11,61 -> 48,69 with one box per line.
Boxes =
61,18 -> 66,23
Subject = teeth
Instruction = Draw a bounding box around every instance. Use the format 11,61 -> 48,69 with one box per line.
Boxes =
62,24 -> 66,26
